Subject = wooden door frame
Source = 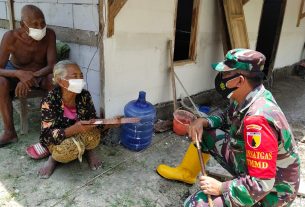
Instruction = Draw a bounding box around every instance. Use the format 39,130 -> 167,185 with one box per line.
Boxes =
297,0 -> 305,27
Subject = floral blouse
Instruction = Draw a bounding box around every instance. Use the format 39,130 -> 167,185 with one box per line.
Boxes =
39,87 -> 97,147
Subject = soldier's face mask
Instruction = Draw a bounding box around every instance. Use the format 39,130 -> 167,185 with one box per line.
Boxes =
214,72 -> 241,99
24,22 -> 46,41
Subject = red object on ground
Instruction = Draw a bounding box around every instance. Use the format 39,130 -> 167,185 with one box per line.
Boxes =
26,143 -> 50,159
173,110 -> 196,136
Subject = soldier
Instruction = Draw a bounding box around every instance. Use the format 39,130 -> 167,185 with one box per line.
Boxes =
158,49 -> 300,206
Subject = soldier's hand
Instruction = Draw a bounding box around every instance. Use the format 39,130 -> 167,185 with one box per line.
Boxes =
15,70 -> 37,88
15,82 -> 30,98
188,118 -> 209,142
199,175 -> 222,196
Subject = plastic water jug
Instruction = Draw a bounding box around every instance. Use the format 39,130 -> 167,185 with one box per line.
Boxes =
121,91 -> 156,151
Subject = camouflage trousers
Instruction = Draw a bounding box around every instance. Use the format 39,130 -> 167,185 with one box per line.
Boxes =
184,190 -> 226,207
48,128 -> 100,163
184,129 -> 233,207
184,129 -> 279,207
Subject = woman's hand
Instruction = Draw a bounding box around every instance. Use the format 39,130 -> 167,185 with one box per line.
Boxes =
188,118 -> 209,142
74,120 -> 96,133
199,175 -> 222,196
65,120 -> 96,137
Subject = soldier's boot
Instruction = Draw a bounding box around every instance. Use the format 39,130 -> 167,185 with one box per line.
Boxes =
156,143 -> 210,184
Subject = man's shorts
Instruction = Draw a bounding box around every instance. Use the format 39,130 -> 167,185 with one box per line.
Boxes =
5,61 -> 43,98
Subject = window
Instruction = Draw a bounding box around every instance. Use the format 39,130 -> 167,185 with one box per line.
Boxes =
174,0 -> 200,62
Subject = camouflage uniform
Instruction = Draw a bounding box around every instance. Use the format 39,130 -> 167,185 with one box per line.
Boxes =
184,49 -> 300,207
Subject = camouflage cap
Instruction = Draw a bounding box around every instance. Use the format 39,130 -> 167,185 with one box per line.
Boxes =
212,48 -> 266,72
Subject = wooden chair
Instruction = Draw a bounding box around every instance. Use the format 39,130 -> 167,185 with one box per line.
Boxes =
14,89 -> 47,135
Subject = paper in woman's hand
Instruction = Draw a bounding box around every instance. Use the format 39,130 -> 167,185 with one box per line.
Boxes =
80,117 -> 141,125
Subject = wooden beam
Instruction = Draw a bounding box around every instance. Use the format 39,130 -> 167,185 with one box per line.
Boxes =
107,0 -> 127,37
242,0 -> 250,5
168,40 -> 177,111
0,19 -> 99,46
7,0 -> 15,29
99,0 -> 106,117
223,0 -> 250,49
217,0 -> 232,55
189,0 -> 200,61
297,0 -> 305,27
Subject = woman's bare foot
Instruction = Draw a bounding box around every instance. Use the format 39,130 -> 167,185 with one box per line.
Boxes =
38,156 -> 57,179
0,130 -> 18,147
86,149 -> 102,170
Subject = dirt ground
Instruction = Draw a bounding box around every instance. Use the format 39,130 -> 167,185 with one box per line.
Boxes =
0,75 -> 305,207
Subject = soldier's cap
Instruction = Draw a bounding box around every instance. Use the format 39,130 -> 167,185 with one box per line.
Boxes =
211,48 -> 266,72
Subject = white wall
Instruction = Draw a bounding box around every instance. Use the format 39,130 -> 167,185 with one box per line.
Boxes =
103,0 -> 305,117
103,0 -> 224,117
0,0 -> 101,115
244,0 -> 305,68
243,0 -> 263,49
2,0 -> 305,118
275,0 -> 305,67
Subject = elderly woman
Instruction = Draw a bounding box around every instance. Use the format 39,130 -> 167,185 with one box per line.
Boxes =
38,60 -> 101,178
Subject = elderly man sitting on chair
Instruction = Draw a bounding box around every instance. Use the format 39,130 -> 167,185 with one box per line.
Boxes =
0,4 -> 56,147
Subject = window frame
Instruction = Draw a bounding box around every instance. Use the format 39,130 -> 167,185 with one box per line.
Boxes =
173,0 -> 200,64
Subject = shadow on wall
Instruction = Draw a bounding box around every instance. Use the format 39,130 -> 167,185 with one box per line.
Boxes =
301,42 -> 305,60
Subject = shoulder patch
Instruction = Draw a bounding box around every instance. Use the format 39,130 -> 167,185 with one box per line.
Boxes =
243,115 -> 278,179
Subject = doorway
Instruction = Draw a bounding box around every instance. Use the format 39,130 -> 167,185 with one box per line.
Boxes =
255,0 -> 287,79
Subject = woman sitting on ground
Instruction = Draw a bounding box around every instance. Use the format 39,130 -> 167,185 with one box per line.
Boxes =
38,60 -> 101,178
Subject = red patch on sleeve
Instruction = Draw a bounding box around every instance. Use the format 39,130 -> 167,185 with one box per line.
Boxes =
243,116 -> 278,179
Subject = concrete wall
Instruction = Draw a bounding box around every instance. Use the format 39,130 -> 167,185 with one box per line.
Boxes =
103,0 -> 305,117
103,0 -> 223,117
1,0 -> 305,118
275,1 -> 305,67
0,0 -> 101,115
244,0 -> 305,68
243,0 -> 263,49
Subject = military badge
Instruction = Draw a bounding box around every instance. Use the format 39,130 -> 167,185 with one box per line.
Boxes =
247,132 -> 261,148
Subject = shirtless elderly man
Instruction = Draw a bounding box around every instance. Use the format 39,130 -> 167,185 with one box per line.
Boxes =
0,5 -> 56,146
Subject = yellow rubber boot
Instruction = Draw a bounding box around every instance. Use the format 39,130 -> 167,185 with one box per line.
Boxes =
156,143 -> 210,184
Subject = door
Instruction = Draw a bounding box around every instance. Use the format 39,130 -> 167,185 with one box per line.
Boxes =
256,0 -> 287,80
223,0 -> 250,49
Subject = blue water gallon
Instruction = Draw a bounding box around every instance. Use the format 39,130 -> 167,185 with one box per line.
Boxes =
121,91 -> 156,151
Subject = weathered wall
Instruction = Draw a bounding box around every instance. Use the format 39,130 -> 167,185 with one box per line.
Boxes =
244,0 -> 305,68
1,0 -> 305,118
0,0 -> 102,115
103,0 -> 305,117
103,0 -> 223,117
275,1 -> 305,67
243,0 -> 263,48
